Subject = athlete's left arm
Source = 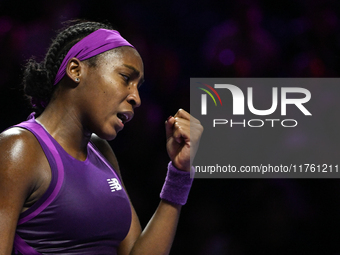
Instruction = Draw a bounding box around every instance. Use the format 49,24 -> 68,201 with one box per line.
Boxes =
91,109 -> 203,255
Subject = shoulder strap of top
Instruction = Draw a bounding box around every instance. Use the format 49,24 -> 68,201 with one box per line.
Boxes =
12,234 -> 42,255
13,120 -> 65,225
11,120 -> 65,255
88,141 -> 123,183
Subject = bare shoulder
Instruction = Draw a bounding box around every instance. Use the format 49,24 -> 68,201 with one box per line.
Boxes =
0,126 -> 51,206
90,134 -> 121,176
0,127 -> 46,184
0,127 -> 51,252
0,127 -> 43,166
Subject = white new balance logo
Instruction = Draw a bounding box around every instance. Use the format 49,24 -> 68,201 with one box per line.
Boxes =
107,178 -> 122,192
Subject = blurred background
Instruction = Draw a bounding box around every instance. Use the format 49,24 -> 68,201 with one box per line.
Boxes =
1,0 -> 340,254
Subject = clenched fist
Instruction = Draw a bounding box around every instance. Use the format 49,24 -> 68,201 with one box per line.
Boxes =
165,109 -> 203,172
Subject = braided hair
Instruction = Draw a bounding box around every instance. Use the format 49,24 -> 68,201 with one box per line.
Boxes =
23,21 -> 113,114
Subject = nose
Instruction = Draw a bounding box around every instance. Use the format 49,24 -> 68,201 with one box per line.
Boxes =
127,87 -> 141,108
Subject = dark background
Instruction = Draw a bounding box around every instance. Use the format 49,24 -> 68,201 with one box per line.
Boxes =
1,0 -> 340,254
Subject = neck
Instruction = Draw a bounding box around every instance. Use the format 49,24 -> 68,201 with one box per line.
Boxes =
36,99 -> 91,161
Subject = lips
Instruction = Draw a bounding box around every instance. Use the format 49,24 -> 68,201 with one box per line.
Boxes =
117,111 -> 134,125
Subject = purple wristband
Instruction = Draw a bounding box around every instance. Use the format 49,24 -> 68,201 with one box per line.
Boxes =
160,162 -> 194,205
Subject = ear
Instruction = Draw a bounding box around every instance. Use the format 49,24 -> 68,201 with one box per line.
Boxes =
65,57 -> 83,84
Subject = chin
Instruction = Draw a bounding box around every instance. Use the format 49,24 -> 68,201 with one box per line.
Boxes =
95,130 -> 118,141
94,123 -> 121,141
106,135 -> 117,141
103,132 -> 118,141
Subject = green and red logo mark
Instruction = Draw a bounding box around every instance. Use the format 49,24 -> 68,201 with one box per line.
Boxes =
198,82 -> 222,115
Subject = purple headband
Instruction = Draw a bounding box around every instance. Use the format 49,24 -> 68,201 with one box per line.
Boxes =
53,28 -> 135,85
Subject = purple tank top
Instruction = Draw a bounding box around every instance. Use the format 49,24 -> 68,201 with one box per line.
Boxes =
12,116 -> 132,254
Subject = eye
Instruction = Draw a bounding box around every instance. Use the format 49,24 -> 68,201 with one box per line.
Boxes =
121,74 -> 130,83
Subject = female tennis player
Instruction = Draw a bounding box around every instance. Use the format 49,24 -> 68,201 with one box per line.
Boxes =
0,21 -> 203,254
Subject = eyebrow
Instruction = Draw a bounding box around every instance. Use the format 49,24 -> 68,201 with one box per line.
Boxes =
123,64 -> 145,85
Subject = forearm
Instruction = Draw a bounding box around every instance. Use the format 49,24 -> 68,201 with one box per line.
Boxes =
129,200 -> 181,255
119,160 -> 194,255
